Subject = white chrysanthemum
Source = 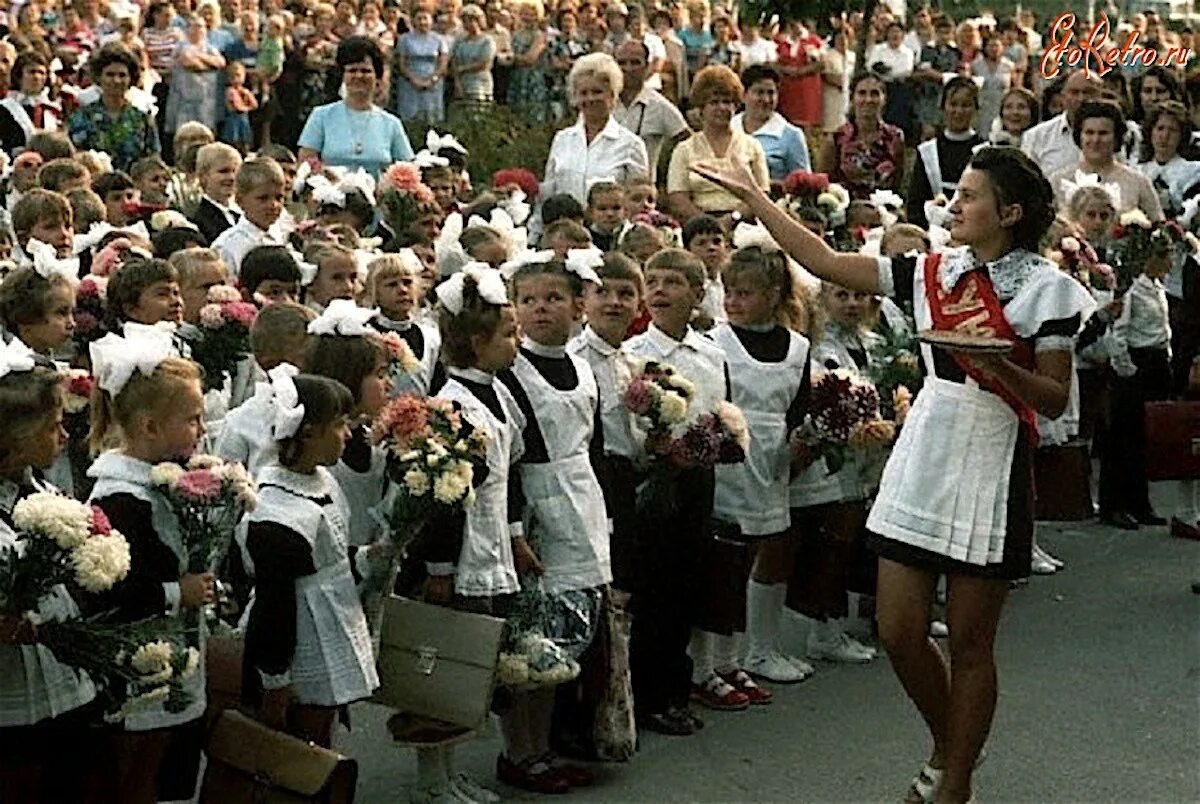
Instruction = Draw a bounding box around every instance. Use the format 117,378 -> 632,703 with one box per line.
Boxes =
1119,209 -> 1152,228
72,532 -> 131,592
130,641 -> 174,676
453,460 -> 473,483
659,391 -> 688,424
404,467 -> 431,496
182,647 -> 200,678
199,304 -> 225,329
12,494 -> 92,549
187,454 -> 222,470
233,480 -> 258,511
400,450 -> 420,463
433,471 -> 468,504
149,463 -> 185,487
1060,236 -> 1081,253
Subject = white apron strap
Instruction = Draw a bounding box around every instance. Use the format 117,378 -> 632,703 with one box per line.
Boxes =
918,137 -> 943,197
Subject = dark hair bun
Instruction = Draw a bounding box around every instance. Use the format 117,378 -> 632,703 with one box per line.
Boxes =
968,146 -> 1056,252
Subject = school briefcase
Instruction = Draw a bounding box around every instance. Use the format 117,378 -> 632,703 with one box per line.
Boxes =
373,595 -> 505,730
1145,401 -> 1200,480
200,710 -> 357,803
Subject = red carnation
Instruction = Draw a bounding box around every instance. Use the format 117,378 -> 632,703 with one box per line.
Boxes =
782,170 -> 830,198
492,168 -> 539,200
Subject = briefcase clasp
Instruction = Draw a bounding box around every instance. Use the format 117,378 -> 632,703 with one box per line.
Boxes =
415,645 -> 438,676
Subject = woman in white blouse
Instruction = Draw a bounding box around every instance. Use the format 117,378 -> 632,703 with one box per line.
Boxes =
540,52 -> 650,206
1135,101 -> 1200,218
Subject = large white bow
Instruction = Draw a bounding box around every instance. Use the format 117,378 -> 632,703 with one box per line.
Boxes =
467,207 -> 528,259
436,262 -> 509,314
263,363 -> 305,441
1061,170 -> 1122,211
89,329 -> 175,396
565,247 -> 604,285
0,339 -> 37,378
499,248 -> 556,279
292,160 -> 313,197
307,299 -> 379,336
26,239 -> 79,282
397,248 -> 424,275
497,188 -> 532,227
339,168 -> 377,201
308,175 -> 346,208
285,248 -> 319,287
435,211 -> 469,274
414,149 -> 450,168
868,189 -> 904,228
71,221 -> 151,255
732,220 -> 781,253
426,129 -> 467,155
354,248 -> 381,283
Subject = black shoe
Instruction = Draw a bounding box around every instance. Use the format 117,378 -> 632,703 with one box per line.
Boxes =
1132,511 -> 1167,527
670,705 -> 704,731
637,710 -> 694,736
1100,511 -> 1139,530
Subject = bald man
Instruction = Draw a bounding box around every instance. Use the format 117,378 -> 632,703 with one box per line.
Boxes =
1021,70 -> 1103,176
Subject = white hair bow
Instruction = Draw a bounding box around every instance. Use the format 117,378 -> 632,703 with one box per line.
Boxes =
150,209 -> 198,233
354,248 -> 380,284
498,188 -> 532,227
499,248 -> 557,279
565,247 -> 604,285
857,227 -> 885,258
307,298 -> 379,336
436,262 -> 509,314
264,363 -> 305,441
0,339 -> 37,379
26,239 -> 80,283
89,329 -> 175,396
293,160 -> 313,197
397,248 -> 424,274
287,248 -> 319,287
1062,170 -> 1122,212
426,129 -> 467,155
868,189 -> 904,228
81,150 -> 113,174
732,220 -> 781,253
71,221 -> 152,255
339,169 -> 377,201
467,207 -> 528,259
308,175 -> 346,207
414,149 -> 450,168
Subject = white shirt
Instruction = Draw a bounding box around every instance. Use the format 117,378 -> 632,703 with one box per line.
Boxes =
737,37 -> 777,66
211,216 -> 286,276
567,327 -> 639,460
625,323 -> 727,414
1021,112 -> 1080,178
1110,274 -> 1171,377
613,86 -> 689,173
541,115 -> 650,205
865,42 -> 915,80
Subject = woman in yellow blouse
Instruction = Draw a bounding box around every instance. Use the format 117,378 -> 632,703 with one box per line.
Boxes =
667,65 -> 769,224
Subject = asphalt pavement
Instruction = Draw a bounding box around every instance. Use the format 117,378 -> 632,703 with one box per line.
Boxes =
342,490 -> 1200,804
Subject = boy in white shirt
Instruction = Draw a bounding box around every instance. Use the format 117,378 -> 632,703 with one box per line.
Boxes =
212,158 -> 287,277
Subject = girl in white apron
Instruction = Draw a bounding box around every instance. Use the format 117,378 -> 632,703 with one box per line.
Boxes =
362,251 -> 446,398
498,257 -> 609,794
700,245 -> 811,702
243,372 -> 379,748
693,146 -> 1094,804
906,77 -> 985,230
787,283 -> 882,667
0,350 -> 97,803
393,265 -> 520,804
86,333 -> 213,804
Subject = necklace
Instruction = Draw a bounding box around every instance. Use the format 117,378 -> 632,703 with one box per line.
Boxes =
346,104 -> 370,155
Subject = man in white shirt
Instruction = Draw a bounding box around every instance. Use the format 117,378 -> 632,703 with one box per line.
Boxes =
1021,70 -> 1103,176
613,40 -> 689,176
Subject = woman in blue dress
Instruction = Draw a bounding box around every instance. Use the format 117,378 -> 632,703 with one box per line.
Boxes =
394,7 -> 448,124
166,14 -> 226,136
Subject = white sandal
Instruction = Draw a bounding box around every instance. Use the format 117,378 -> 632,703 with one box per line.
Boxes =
907,762 -> 943,804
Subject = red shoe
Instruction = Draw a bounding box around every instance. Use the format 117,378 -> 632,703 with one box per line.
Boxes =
691,673 -> 750,711
717,668 -> 773,705
544,755 -> 594,787
496,754 -> 570,794
1171,517 -> 1200,541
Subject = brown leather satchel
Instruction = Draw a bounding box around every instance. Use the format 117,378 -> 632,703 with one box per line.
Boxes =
1145,401 -> 1200,481
200,710 -> 358,803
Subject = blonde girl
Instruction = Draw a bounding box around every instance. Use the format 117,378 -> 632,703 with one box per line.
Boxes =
86,332 -> 211,804
361,251 -> 444,397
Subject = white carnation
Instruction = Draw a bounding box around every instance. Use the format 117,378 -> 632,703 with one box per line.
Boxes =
1060,236 -> 1081,253
433,471 -> 468,504
130,641 -> 174,676
72,532 -> 132,592
182,647 -> 200,678
12,494 -> 92,549
199,304 -> 225,328
404,467 -> 430,496
659,391 -> 688,424
149,463 -> 185,487
453,460 -> 473,483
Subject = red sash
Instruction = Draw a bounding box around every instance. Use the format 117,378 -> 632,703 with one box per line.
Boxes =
922,252 -> 1039,441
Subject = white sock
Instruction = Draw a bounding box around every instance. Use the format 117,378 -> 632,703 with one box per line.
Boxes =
713,632 -> 741,673
1175,480 -> 1200,525
690,629 -> 716,682
745,580 -> 785,658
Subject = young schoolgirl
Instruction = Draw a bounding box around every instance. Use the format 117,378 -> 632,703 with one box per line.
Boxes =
625,248 -> 725,735
701,243 -> 811,697
243,372 -> 379,748
86,331 -> 213,804
460,225 -> 510,270
0,344 -> 98,804
696,146 -> 1094,804
785,282 -> 881,667
361,251 -> 444,397
399,264 -> 521,804
11,189 -> 74,262
0,256 -> 77,358
305,300 -> 393,554
497,256 -> 611,792
302,242 -> 358,315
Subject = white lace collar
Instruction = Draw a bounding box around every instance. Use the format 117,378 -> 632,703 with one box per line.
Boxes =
939,245 -> 1044,299
257,464 -> 334,500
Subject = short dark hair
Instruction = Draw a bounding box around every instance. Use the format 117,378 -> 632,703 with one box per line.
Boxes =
240,244 -> 302,294
107,256 -> 178,323
90,42 -> 141,86
26,131 -> 74,160
152,226 -> 209,258
1072,100 -> 1126,150
11,51 -> 48,88
740,63 -> 780,91
941,75 -> 979,109
93,171 -> 136,198
336,35 -> 385,79
683,213 -> 724,247
541,193 -> 586,227
278,375 -> 355,466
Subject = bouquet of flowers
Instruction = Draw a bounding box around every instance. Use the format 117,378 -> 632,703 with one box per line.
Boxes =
36,616 -> 198,722
796,369 -> 896,474
1107,211 -> 1187,290
623,359 -> 694,435
1046,233 -> 1118,294
656,402 -> 750,470
150,455 -> 257,576
867,329 -> 923,423
379,162 -> 438,237
184,285 -> 258,391
0,493 -> 131,616
495,588 -> 581,690
781,170 -> 850,227
72,274 -> 109,350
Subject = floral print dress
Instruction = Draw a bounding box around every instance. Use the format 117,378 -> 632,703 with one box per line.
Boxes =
507,28 -> 550,124
68,101 -> 161,173
829,119 -> 905,199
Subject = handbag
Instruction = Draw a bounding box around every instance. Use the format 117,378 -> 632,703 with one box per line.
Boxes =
200,710 -> 358,804
373,595 -> 505,730
1145,401 -> 1200,480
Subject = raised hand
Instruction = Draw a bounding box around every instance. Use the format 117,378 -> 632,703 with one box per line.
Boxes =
689,160 -> 764,205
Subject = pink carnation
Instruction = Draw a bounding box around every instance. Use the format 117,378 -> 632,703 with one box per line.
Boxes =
384,162 -> 423,192
199,304 -> 225,328
376,394 -> 431,449
92,238 -> 132,277
623,379 -> 654,416
222,301 -> 258,327
175,469 -> 223,501
90,506 -> 112,536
